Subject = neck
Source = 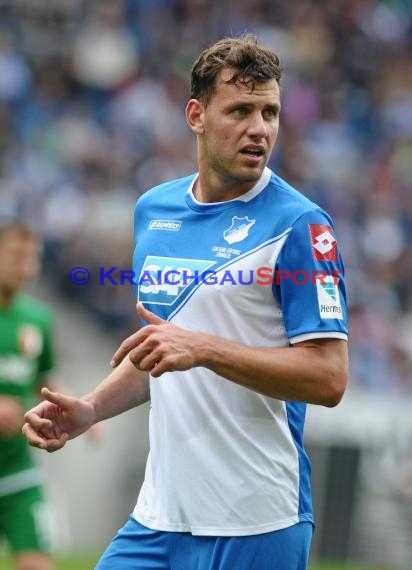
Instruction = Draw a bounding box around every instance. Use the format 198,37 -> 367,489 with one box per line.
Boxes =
193,171 -> 259,203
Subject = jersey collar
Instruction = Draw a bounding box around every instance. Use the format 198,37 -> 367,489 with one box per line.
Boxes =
185,167 -> 272,213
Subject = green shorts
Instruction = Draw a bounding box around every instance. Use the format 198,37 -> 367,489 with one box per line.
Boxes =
0,485 -> 52,554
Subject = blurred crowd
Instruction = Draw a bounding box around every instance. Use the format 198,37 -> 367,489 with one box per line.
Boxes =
1,0 -> 412,392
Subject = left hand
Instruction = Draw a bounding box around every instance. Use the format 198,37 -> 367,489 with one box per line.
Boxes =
111,304 -> 203,377
22,388 -> 96,452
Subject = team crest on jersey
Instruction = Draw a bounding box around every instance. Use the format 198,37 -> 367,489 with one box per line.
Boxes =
223,217 -> 255,245
18,324 -> 43,357
309,224 -> 337,261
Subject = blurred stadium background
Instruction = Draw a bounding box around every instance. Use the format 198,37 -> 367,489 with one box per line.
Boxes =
1,0 -> 412,568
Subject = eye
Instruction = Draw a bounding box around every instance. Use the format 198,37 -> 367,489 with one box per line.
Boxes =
263,108 -> 278,120
232,107 -> 248,116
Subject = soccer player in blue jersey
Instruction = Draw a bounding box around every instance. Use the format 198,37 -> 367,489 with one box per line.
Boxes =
22,35 -> 349,569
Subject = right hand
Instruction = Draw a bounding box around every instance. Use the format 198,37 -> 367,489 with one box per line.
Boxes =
0,396 -> 24,437
22,387 -> 96,452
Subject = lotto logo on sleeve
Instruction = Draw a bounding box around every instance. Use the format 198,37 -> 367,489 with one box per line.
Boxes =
309,224 -> 338,261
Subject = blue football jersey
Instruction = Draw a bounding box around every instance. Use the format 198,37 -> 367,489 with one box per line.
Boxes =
132,167 -> 348,536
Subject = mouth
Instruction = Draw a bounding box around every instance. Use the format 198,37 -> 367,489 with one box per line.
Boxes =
240,145 -> 265,159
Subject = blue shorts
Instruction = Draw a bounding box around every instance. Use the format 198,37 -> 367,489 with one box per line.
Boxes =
95,515 -> 313,570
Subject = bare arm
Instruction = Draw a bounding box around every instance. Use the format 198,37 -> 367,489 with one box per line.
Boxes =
83,355 -> 150,423
198,337 -> 347,407
112,304 -> 348,408
22,357 -> 149,452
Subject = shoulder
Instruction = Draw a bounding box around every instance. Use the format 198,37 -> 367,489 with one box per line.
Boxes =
269,171 -> 325,214
135,174 -> 197,210
267,170 -> 333,226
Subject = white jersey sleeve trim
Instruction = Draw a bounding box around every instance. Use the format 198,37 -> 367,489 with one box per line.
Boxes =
289,331 -> 348,344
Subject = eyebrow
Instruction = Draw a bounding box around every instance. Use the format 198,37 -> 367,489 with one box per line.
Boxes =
225,101 -> 281,112
264,103 -> 281,112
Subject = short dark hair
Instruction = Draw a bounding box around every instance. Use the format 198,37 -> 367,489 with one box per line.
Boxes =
190,34 -> 282,106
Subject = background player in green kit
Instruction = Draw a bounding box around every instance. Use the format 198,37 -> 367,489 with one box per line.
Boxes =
0,219 -> 55,570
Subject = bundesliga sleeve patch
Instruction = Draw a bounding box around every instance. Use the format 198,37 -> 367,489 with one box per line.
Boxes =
316,275 -> 343,320
309,224 -> 338,261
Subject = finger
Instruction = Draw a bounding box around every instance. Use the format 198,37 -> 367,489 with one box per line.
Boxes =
132,347 -> 162,372
23,422 -> 70,452
145,353 -> 176,377
39,423 -> 59,440
126,336 -> 156,369
23,411 -> 53,430
149,359 -> 171,377
110,329 -> 147,368
136,303 -> 165,325
44,433 -> 70,453
40,387 -> 75,410
22,423 -> 48,450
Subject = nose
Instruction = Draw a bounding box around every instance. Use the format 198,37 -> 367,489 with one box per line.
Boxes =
246,112 -> 268,139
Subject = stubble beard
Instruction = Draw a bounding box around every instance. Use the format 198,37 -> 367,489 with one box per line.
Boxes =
211,154 -> 266,186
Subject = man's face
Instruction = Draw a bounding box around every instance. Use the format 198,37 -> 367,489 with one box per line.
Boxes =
198,68 -> 281,193
0,230 -> 41,296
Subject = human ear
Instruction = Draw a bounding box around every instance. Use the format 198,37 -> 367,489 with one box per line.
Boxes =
185,99 -> 205,135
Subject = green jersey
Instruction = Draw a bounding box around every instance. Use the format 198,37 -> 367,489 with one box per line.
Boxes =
0,293 -> 55,494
